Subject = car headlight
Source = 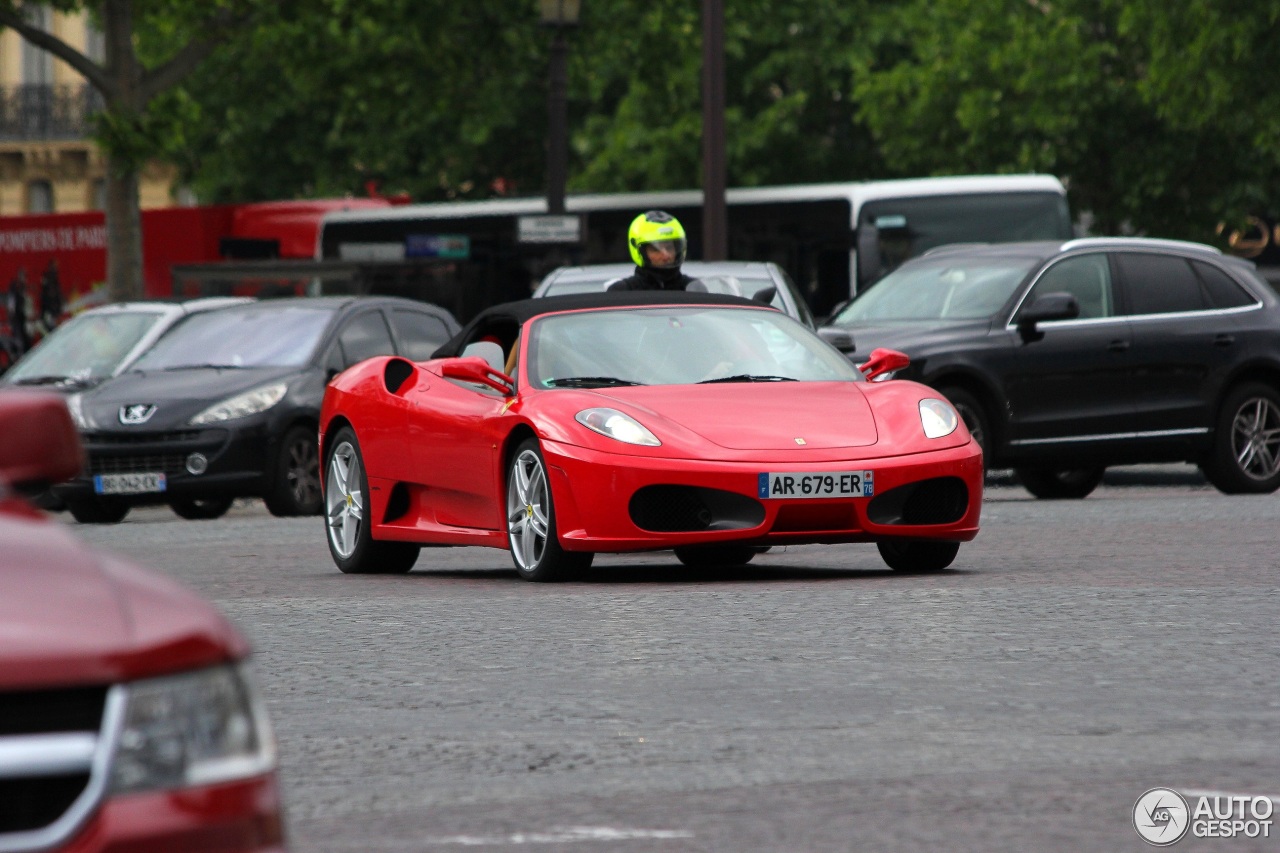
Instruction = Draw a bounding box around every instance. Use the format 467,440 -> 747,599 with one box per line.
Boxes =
109,663 -> 276,794
189,381 -> 287,425
575,408 -> 661,446
919,398 -> 959,439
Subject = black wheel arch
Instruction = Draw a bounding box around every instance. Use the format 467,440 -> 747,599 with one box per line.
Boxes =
927,369 -> 1007,454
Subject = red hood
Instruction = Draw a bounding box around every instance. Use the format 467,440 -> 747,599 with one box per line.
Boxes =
594,382 -> 879,450
0,514 -> 247,690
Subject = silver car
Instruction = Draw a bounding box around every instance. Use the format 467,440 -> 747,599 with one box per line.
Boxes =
534,261 -> 816,327
3,297 -> 251,390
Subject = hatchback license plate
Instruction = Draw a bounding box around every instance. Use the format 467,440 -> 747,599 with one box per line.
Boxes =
94,472 -> 167,495
758,471 -> 873,499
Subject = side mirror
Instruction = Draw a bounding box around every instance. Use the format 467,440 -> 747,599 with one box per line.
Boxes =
750,285 -> 777,306
1016,292 -> 1079,342
440,356 -> 515,395
0,390 -> 84,492
858,347 -> 910,382
816,326 -> 856,354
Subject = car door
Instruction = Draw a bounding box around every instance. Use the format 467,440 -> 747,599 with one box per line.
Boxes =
406,353 -> 510,531
1113,252 -> 1246,436
999,252 -> 1135,445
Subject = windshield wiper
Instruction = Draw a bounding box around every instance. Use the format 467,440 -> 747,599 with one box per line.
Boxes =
545,376 -> 644,388
698,374 -> 797,384
158,363 -> 245,371
10,374 -> 94,387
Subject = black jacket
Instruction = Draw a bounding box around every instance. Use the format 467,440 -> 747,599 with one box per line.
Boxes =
606,265 -> 697,291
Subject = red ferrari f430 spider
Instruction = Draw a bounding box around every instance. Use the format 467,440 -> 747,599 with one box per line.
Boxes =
319,292 -> 983,580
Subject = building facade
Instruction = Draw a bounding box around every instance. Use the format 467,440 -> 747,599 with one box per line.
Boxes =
0,6 -> 180,216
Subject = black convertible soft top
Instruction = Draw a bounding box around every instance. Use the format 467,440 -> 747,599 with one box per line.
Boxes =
432,291 -> 767,358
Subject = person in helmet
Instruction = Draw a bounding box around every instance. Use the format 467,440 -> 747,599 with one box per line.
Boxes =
607,210 -> 697,291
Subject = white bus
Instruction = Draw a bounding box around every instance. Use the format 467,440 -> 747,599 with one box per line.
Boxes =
318,174 -> 1071,320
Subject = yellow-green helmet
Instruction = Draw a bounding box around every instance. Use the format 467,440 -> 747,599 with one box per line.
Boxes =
628,210 -> 687,268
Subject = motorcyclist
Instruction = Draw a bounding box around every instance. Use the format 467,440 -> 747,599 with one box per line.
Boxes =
607,211 -> 697,291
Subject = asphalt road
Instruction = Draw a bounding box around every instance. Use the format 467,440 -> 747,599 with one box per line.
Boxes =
68,470 -> 1279,853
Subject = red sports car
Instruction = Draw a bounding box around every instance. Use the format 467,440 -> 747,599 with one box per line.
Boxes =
0,390 -> 285,852
319,292 -> 983,581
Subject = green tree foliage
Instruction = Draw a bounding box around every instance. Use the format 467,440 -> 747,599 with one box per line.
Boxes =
142,0 -> 1280,243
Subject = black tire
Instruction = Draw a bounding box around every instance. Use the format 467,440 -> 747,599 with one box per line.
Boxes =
1015,466 -> 1106,499
877,539 -> 960,572
506,437 -> 593,582
169,496 -> 234,520
324,427 -> 420,574
264,425 -> 323,517
938,387 -> 991,460
1200,382 -> 1280,494
67,496 -> 130,524
674,544 -> 758,568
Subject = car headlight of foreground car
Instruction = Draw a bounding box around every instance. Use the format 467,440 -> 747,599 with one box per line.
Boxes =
189,381 -> 287,425
575,407 -> 661,446
919,398 -> 959,439
109,662 -> 276,794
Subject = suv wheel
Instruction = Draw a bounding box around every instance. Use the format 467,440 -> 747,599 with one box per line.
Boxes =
1201,382 -> 1280,494
1015,466 -> 1105,499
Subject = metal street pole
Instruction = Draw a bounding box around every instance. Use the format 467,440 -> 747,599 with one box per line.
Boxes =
701,0 -> 727,260
546,26 -> 569,216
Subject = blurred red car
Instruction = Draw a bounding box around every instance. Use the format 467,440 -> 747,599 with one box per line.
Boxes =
0,390 -> 285,852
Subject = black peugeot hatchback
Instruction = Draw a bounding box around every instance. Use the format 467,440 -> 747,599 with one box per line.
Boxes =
819,238 -> 1280,498
56,295 -> 459,522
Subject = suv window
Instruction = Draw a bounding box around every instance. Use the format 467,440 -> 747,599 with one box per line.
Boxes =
389,309 -> 452,360
1025,253 -> 1115,319
1191,261 -> 1258,309
337,310 -> 395,366
1115,253 -> 1206,315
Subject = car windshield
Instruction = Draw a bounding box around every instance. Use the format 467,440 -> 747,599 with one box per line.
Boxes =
545,272 -> 785,312
833,256 -> 1039,324
527,306 -> 861,388
5,310 -> 165,384
131,304 -> 334,370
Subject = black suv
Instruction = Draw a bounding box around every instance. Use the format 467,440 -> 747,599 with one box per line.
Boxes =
819,238 -> 1280,498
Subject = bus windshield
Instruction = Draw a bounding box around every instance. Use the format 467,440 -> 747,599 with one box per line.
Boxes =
858,191 -> 1071,285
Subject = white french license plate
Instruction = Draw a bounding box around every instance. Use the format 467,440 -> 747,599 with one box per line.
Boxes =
758,471 -> 874,499
94,472 -> 167,495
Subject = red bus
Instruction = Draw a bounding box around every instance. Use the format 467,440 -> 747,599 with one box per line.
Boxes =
0,198 -> 391,364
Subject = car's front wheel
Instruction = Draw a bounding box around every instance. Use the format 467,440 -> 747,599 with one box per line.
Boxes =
66,495 -> 129,524
1201,382 -> 1280,494
877,539 -> 959,572
507,438 -> 592,582
1014,466 -> 1105,499
325,427 -> 419,574
169,496 -> 233,520
265,425 -> 323,516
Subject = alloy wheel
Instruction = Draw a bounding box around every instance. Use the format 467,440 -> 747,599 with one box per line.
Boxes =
326,440 -> 362,559
507,448 -> 549,573
287,436 -> 321,507
1231,396 -> 1280,481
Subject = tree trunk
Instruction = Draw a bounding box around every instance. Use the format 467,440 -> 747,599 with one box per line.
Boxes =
103,0 -> 143,303
104,158 -> 143,302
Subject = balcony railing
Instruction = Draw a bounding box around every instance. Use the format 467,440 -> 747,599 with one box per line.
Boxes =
0,84 -> 104,141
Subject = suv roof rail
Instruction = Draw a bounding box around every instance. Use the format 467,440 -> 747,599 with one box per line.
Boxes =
1060,236 -> 1222,255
